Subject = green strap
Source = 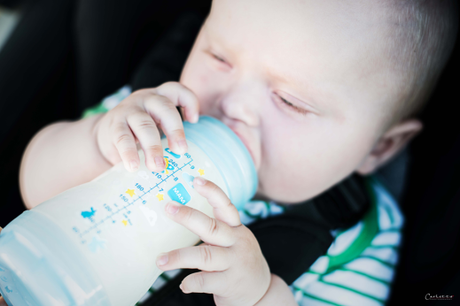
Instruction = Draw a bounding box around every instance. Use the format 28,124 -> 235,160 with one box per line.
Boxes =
81,103 -> 109,119
325,176 -> 380,274
80,85 -> 131,119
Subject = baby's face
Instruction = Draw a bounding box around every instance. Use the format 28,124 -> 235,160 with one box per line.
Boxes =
180,0 -> 403,203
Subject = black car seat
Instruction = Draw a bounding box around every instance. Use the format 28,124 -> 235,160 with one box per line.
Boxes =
388,32 -> 460,304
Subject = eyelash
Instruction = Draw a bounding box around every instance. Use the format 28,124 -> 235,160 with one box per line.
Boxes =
212,54 -> 226,62
209,52 -> 232,70
278,96 -> 308,115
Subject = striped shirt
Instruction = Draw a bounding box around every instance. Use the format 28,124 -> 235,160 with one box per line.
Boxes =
84,86 -> 404,306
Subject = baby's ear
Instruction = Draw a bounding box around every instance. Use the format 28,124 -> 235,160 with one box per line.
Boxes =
356,119 -> 423,175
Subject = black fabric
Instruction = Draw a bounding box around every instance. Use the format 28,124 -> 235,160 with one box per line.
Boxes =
0,0 -> 22,8
142,174 -> 370,306
281,174 -> 370,229
74,0 -> 211,113
0,0 -> 211,228
130,11 -> 205,92
0,0 -> 77,227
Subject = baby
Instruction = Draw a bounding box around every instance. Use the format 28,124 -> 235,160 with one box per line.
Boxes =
18,0 -> 457,305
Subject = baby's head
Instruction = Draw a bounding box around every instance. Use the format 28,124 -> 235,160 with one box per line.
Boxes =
180,0 -> 458,204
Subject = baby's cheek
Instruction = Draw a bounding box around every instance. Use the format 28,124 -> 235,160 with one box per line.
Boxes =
257,161 -> 316,203
258,148 -> 356,203
181,68 -> 204,94
183,71 -> 222,111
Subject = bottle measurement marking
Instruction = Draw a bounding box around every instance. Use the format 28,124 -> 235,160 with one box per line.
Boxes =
77,157 -> 194,238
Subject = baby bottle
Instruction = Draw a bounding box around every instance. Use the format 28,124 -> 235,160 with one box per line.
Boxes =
0,116 -> 257,306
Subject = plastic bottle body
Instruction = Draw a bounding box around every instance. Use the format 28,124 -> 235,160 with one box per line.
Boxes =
0,116 -> 257,305
45,139 -> 227,305
0,210 -> 111,306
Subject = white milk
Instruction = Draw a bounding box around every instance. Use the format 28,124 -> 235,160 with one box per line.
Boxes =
33,139 -> 227,306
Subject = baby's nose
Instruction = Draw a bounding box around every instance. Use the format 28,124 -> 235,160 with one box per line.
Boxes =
219,83 -> 263,127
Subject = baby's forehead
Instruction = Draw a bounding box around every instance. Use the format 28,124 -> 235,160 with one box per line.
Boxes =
209,0 -> 397,71
211,0 -> 393,36
207,0 -> 402,110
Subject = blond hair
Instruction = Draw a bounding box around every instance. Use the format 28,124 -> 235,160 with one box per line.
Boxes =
386,0 -> 458,124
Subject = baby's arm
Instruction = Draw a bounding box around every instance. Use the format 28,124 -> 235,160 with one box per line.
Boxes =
19,114 -> 113,209
20,82 -> 199,210
255,274 -> 297,306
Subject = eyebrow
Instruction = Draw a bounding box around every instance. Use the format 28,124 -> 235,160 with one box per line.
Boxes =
265,65 -> 304,88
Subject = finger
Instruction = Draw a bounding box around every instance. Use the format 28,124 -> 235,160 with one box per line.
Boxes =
165,201 -> 236,247
156,244 -> 230,272
180,271 -> 228,295
111,120 -> 140,172
155,82 -> 200,124
193,177 -> 242,227
142,94 -> 188,155
0,296 -> 7,306
126,111 -> 165,172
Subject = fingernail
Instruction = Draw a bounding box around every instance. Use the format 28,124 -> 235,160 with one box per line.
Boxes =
130,160 -> 138,171
195,177 -> 206,186
166,202 -> 180,214
193,114 -> 199,123
155,157 -> 165,169
177,139 -> 187,153
157,253 -> 168,266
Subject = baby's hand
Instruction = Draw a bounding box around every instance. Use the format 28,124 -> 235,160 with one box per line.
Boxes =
95,82 -> 199,172
156,177 -> 271,306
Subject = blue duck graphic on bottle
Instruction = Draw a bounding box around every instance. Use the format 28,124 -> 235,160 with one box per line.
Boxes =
81,207 -> 96,222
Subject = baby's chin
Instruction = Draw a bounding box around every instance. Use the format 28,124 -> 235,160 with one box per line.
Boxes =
251,189 -> 304,205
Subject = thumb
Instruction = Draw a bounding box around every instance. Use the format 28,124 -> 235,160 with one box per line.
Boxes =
0,296 -> 8,306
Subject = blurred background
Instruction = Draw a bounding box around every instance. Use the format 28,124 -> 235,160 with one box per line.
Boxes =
0,0 -> 458,304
